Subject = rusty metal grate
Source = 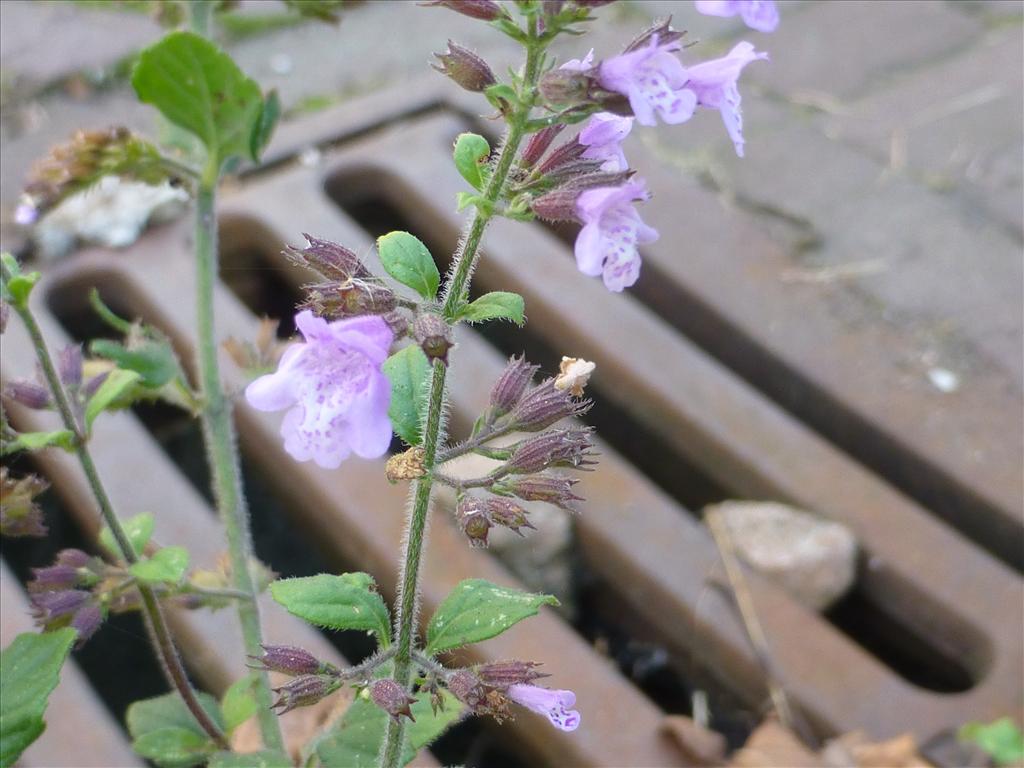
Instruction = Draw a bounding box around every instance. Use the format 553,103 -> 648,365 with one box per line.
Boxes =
2,78 -> 1022,768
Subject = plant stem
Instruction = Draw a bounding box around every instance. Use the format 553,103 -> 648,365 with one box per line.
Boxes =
194,183 -> 284,752
380,26 -> 545,768
0,268 -> 227,749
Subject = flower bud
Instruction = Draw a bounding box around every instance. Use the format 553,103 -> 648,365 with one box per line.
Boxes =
370,678 -> 417,722
271,674 -> 337,714
520,125 -> 565,169
530,185 -> 582,223
446,668 -> 511,721
414,313 -> 453,365
492,474 -> 583,511
381,310 -> 411,340
489,355 -> 539,415
251,645 -> 330,677
506,428 -> 596,474
4,380 -> 51,410
456,496 -> 492,547
482,498 -> 535,536
538,68 -> 593,106
56,548 -> 93,569
510,378 -> 591,431
58,345 -> 83,389
537,159 -> 606,189
29,564 -> 83,593
286,234 -> 370,281
70,602 -> 104,646
536,138 -> 586,175
30,589 -> 91,627
624,16 -> 684,54
0,467 -> 49,538
421,0 -> 506,21
477,660 -> 549,689
303,279 -> 398,320
433,41 -> 497,92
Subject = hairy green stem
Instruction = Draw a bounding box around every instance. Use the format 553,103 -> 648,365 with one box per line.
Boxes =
380,26 -> 545,768
0,265 -> 226,749
194,184 -> 284,752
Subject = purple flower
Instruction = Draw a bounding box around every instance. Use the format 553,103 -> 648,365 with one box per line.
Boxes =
507,684 -> 580,732
682,41 -> 768,157
574,178 -> 658,292
579,112 -> 634,172
14,201 -> 38,226
695,0 -> 779,32
598,35 -> 696,127
245,310 -> 393,469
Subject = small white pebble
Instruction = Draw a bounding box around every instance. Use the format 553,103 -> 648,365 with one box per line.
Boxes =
927,367 -> 959,393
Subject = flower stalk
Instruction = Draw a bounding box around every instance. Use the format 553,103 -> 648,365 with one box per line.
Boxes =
0,258 -> 227,749
380,19 -> 546,768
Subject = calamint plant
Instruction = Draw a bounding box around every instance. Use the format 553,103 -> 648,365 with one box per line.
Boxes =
0,1 -> 776,766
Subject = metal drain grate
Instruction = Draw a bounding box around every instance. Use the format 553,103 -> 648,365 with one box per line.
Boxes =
2,78 -> 1021,768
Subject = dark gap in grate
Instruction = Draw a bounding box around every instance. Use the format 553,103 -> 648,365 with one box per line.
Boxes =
45,273 -> 512,765
0,453 -> 169,730
540,219 -> 1024,575
324,182 -> 978,695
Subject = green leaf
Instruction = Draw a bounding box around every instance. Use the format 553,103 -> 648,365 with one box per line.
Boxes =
127,691 -> 224,740
250,89 -> 280,162
484,83 -> 518,111
4,430 -> 77,454
452,133 -> 490,191
99,512 -> 154,560
131,31 -> 262,167
84,368 -> 142,430
376,231 -> 439,299
316,691 -> 462,768
90,338 -> 179,390
382,345 -> 431,446
220,674 -> 258,734
208,750 -> 292,768
132,728 -> 214,767
457,291 -> 525,326
0,629 -> 77,768
129,546 -> 189,584
425,579 -> 559,654
270,573 -> 391,645
960,718 -> 1024,766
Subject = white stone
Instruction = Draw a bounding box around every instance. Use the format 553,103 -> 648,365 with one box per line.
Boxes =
706,500 -> 858,611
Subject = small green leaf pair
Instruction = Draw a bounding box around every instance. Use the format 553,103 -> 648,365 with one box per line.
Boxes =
98,512 -> 188,583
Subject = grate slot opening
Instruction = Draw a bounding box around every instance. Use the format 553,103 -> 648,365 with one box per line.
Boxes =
323,180 -> 980,695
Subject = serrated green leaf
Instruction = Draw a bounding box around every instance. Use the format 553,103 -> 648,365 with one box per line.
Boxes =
0,629 -> 76,768
84,368 -> 142,430
208,749 -> 292,768
131,31 -> 262,168
89,338 -> 180,389
132,727 -> 215,767
99,512 -> 154,560
4,430 -> 77,454
129,546 -> 189,584
270,573 -> 390,645
250,89 -> 280,162
426,579 -> 559,654
457,291 -> 525,326
960,718 -> 1024,766
377,231 -> 439,299
453,133 -> 490,191
220,674 -> 258,734
382,345 -> 431,446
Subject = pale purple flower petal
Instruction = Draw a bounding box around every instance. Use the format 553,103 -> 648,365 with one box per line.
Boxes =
507,684 -> 581,732
245,310 -> 394,469
574,179 -> 658,293
695,0 -> 779,32
579,112 -> 634,172
682,41 -> 768,157
14,202 -> 38,226
598,36 -> 695,127
560,48 -> 595,73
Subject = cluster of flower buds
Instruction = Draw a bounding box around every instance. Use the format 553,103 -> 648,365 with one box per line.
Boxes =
28,549 -> 107,646
16,127 -> 174,226
249,644 -> 344,715
445,355 -> 596,546
444,660 -> 580,731
285,234 -> 406,337
3,344 -> 110,430
0,466 -> 49,537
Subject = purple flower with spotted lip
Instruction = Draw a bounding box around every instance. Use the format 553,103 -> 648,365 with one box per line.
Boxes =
598,35 -> 697,127
682,41 -> 768,157
245,310 -> 393,469
695,0 -> 779,32
579,112 -> 634,172
574,178 -> 658,292
507,684 -> 580,731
